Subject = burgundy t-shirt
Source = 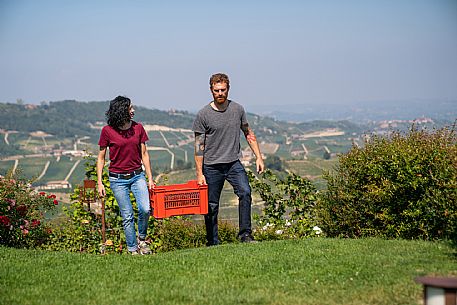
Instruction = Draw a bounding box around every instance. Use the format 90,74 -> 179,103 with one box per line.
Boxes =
98,121 -> 149,173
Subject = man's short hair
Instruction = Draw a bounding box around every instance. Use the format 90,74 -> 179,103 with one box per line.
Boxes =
210,73 -> 230,88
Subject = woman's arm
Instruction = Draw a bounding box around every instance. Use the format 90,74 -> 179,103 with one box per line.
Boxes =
141,143 -> 155,189
97,146 -> 107,197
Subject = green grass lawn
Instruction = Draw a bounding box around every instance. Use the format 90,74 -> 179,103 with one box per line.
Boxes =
0,160 -> 15,175
149,150 -> 172,169
40,156 -> 75,182
16,158 -> 51,179
157,169 -> 195,185
5,132 -> 29,145
67,162 -> 88,188
1,238 -> 455,305
148,131 -> 168,147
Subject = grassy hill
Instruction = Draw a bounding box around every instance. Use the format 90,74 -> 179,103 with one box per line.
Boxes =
1,238 -> 455,305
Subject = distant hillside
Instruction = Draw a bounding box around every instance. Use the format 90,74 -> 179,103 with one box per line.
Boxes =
0,100 -> 366,139
1,99 -> 452,193
0,100 -> 196,137
251,100 -> 456,123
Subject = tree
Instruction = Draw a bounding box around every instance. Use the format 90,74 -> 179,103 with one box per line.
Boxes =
264,155 -> 284,171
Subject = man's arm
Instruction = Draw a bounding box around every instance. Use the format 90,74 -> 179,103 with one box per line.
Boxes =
194,132 -> 206,185
97,146 -> 107,197
241,123 -> 265,174
141,143 -> 155,189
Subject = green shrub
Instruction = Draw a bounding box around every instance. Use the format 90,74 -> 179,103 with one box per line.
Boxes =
248,169 -> 321,240
43,200 -> 126,254
217,221 -> 239,244
44,156 -> 238,253
0,173 -> 58,248
264,155 -> 284,171
44,156 -> 149,254
317,125 -> 457,241
155,218 -> 237,252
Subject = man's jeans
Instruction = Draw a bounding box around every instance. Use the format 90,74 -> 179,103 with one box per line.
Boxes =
203,160 -> 252,245
109,172 -> 150,252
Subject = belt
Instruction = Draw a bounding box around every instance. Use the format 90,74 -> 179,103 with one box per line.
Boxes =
109,168 -> 143,179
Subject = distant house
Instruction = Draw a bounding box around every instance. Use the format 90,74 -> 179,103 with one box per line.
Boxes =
240,146 -> 267,167
240,148 -> 253,167
168,108 -> 184,116
62,150 -> 87,157
291,150 -> 304,157
24,104 -> 38,110
52,149 -> 64,157
39,180 -> 72,190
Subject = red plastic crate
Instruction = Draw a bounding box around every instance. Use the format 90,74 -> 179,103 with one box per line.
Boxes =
149,180 -> 208,219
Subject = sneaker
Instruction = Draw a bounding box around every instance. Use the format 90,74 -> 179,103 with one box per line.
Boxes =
138,239 -> 152,255
240,234 -> 257,243
130,250 -> 140,256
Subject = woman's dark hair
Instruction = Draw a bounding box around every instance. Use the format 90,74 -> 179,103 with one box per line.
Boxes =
106,96 -> 131,128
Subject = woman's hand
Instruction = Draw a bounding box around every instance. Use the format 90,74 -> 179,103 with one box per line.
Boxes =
148,179 -> 155,190
98,182 -> 106,198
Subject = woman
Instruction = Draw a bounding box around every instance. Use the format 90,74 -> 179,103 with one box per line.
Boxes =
97,96 -> 155,255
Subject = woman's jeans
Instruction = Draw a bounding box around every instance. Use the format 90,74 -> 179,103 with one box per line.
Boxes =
203,160 -> 252,245
109,172 -> 150,252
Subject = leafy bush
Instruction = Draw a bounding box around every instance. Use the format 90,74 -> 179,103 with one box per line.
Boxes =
44,156 -> 134,254
0,174 -> 58,248
154,218 -> 205,251
45,156 -> 238,254
264,155 -> 284,171
317,125 -> 457,241
44,200 -> 126,254
248,169 -> 321,240
155,218 -> 237,252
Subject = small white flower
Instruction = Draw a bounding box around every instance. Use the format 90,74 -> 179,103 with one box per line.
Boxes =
285,221 -> 292,227
275,229 -> 283,235
313,226 -> 322,235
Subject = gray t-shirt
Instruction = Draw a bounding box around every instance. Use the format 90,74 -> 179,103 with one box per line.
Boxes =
192,100 -> 248,165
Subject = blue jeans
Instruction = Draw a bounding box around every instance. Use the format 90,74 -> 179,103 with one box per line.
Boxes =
109,172 -> 150,252
203,160 -> 252,245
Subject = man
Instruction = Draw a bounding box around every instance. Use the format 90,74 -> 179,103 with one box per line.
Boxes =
192,73 -> 265,245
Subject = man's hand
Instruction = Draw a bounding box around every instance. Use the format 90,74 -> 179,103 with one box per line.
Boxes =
197,173 -> 207,185
194,133 -> 206,185
256,157 -> 265,174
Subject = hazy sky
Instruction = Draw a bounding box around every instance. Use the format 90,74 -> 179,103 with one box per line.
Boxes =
1,0 -> 456,112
